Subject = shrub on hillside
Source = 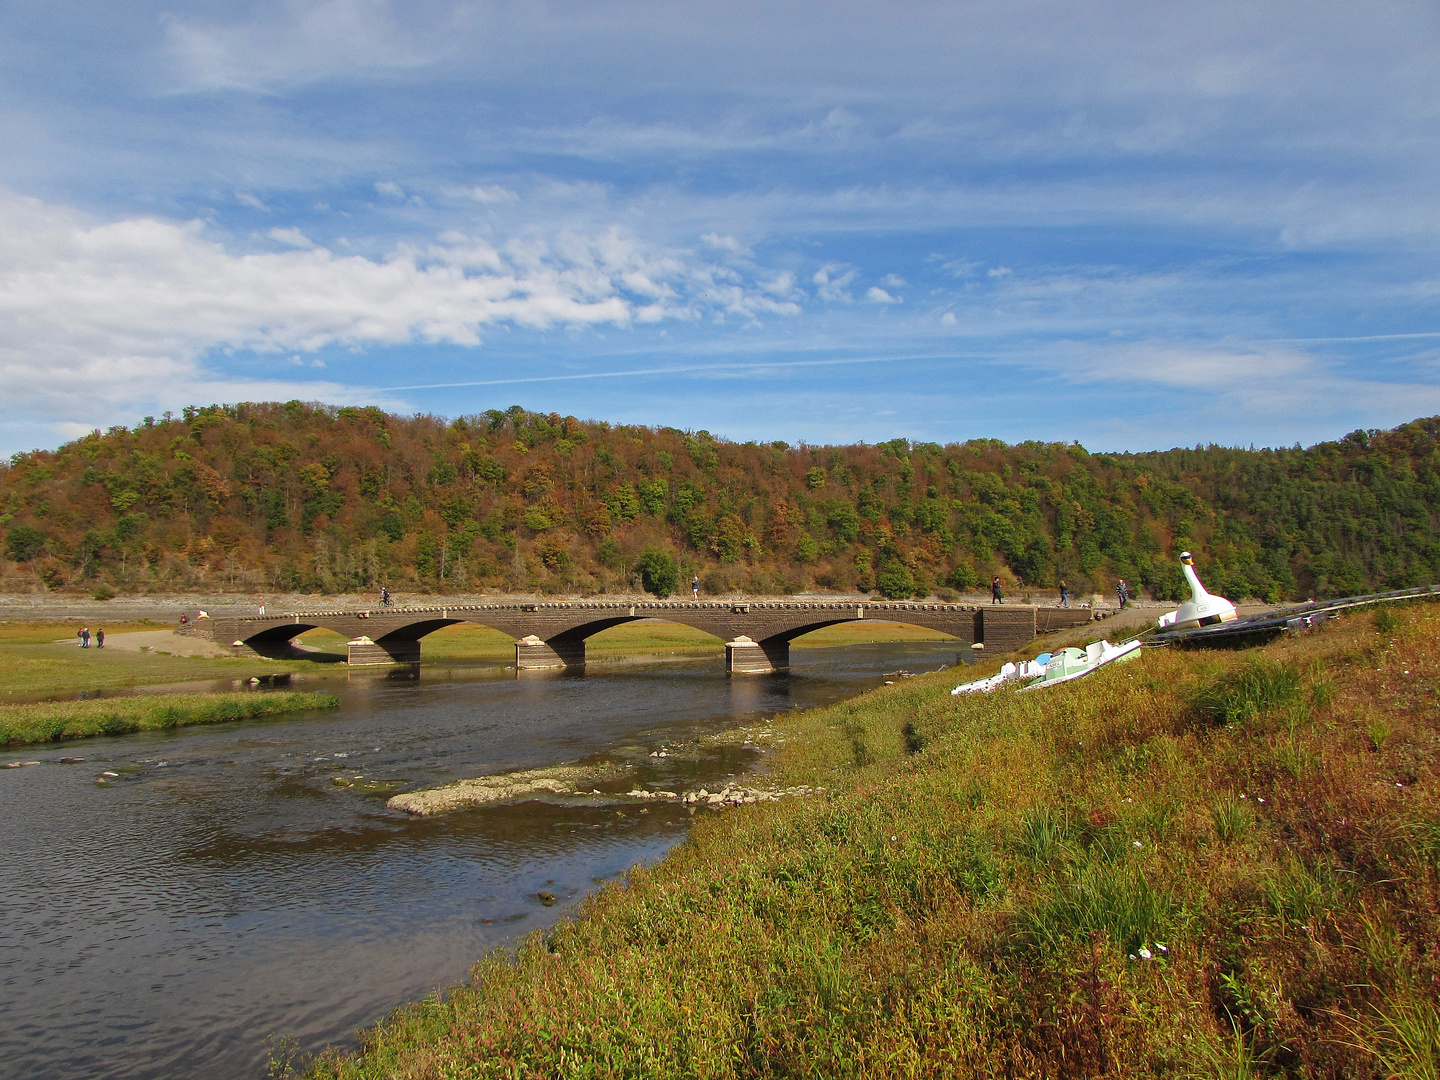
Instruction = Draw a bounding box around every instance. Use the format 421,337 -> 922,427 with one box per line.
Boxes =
634,548 -> 678,598
4,525 -> 46,562
875,560 -> 918,599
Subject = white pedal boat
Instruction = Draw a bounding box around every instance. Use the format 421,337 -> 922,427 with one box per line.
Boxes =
1156,551 -> 1237,631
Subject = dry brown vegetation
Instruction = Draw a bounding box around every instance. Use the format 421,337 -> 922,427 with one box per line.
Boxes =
301,602 -> 1440,1079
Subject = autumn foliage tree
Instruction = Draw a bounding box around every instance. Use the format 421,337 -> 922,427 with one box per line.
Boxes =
1,402 -> 1438,601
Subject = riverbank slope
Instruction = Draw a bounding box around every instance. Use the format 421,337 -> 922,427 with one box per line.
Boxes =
306,601 -> 1440,1079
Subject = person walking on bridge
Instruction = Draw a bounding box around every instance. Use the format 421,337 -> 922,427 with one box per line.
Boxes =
691,576 -> 700,599
991,576 -> 1003,604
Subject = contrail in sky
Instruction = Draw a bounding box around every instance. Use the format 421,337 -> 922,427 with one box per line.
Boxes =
380,354 -> 957,391
381,331 -> 1440,392
1271,332 -> 1440,343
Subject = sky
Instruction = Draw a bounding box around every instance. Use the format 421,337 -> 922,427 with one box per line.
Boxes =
3,0 -> 1440,456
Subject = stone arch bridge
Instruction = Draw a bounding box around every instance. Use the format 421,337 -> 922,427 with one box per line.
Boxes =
195,599 -> 1097,674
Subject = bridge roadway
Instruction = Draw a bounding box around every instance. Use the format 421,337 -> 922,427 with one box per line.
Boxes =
196,599 -> 1096,674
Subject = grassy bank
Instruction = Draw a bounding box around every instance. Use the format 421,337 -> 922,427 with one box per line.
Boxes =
305,602 -> 1440,1079
0,620 -> 331,697
0,645 -> 331,698
0,690 -> 339,746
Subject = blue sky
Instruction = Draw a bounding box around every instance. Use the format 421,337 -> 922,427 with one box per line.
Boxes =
3,0 -> 1440,455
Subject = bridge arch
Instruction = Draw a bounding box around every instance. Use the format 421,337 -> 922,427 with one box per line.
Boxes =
235,620 -> 350,659
206,599 -> 1090,673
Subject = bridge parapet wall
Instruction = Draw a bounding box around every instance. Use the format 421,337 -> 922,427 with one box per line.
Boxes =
1034,607 -> 1102,634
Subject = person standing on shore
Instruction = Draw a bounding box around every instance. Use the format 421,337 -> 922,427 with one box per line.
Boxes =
1117,579 -> 1129,609
991,576 -> 1003,604
96,628 -> 104,649
1059,580 -> 1069,608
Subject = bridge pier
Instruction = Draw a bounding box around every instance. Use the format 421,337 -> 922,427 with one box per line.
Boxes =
725,635 -> 789,674
515,635 -> 586,670
347,636 -> 421,666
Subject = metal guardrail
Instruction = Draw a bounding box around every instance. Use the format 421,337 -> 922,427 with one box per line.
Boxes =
1146,583 -> 1440,648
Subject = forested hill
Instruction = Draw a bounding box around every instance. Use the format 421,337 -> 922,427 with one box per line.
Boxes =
2,402 -> 1438,602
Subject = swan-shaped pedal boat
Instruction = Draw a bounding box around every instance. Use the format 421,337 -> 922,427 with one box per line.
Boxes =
1156,551 -> 1237,631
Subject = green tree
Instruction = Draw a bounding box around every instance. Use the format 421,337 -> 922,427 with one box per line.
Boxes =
416,534 -> 438,580
635,548 -> 679,598
826,503 -> 860,543
876,560 -> 917,599
946,560 -> 978,590
4,525 -> 46,562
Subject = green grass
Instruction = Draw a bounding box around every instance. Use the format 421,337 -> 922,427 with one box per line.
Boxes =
0,690 -> 339,746
1188,655 -> 1303,727
0,642 -> 326,697
297,601 -> 1440,1079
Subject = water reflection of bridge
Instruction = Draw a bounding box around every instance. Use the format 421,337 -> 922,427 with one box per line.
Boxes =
196,600 -> 1096,674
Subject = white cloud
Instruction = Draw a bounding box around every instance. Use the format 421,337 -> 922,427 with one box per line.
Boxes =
882,273 -> 906,287
701,232 -> 749,254
0,189 -> 802,443
1059,340 -> 1440,419
865,286 -> 900,304
813,264 -> 856,302
467,185 -> 520,203
941,259 -> 983,278
988,266 -> 1013,278
163,0 -> 439,92
940,312 -> 957,325
374,180 -> 405,199
267,226 -> 315,248
236,192 -> 267,210
51,421 -> 96,441
760,271 -> 797,297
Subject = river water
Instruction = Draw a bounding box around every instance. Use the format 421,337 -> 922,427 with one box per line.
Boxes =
0,642 -> 963,1079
